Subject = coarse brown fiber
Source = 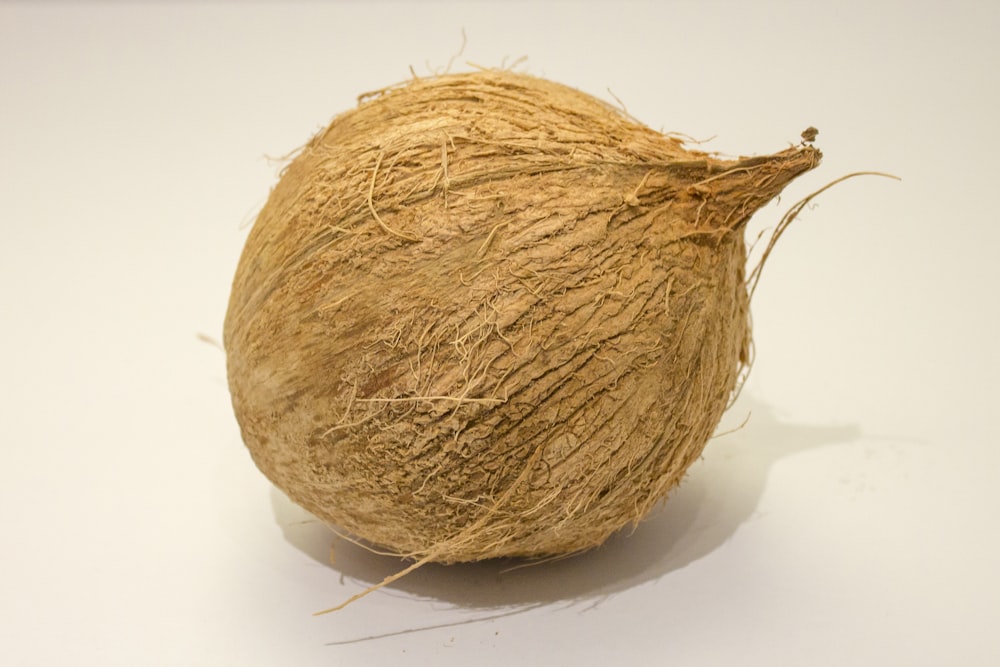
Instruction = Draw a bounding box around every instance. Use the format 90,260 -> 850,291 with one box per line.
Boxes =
224,69 -> 821,568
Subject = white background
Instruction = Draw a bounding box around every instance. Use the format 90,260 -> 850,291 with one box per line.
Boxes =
2,1 -> 998,665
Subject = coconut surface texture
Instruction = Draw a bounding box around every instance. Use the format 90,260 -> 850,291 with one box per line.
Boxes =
225,70 -> 820,563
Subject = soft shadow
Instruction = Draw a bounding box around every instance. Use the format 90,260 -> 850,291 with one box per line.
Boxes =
271,394 -> 860,612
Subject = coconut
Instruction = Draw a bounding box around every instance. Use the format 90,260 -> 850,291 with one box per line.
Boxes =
224,70 -> 820,572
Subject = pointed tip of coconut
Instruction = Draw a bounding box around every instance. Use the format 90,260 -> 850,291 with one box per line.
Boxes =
682,143 -> 822,233
750,142 -> 822,200
730,144 -> 822,191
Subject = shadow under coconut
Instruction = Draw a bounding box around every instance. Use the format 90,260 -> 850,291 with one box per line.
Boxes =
271,394 -> 860,615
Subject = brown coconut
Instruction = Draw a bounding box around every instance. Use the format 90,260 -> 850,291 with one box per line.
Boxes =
224,70 -> 820,567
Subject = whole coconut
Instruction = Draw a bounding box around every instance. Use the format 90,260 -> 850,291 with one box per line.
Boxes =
224,70 -> 820,566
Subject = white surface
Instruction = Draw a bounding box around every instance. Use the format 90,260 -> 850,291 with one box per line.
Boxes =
2,1 -> 998,665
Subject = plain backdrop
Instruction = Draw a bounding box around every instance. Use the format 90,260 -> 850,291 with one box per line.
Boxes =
2,1 -> 998,665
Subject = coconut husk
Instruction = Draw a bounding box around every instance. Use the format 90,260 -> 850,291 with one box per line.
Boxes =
224,70 -> 820,573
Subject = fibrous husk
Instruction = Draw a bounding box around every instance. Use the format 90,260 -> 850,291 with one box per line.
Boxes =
224,69 -> 820,567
